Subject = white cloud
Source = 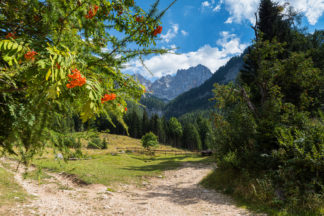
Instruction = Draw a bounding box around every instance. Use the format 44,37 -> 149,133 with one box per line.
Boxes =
124,32 -> 248,78
221,0 -> 324,25
213,4 -> 221,12
224,17 -> 233,24
161,24 -> 179,43
181,30 -> 188,36
201,0 -> 222,12
202,1 -> 210,7
223,0 -> 258,24
286,0 -> 324,25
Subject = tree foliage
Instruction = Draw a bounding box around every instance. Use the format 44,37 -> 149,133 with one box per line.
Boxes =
141,131 -> 158,152
0,0 -> 174,164
212,0 -> 324,213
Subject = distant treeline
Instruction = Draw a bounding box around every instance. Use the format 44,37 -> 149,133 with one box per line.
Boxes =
81,106 -> 215,151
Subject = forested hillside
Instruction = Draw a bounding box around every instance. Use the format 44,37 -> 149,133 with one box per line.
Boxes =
164,55 -> 244,117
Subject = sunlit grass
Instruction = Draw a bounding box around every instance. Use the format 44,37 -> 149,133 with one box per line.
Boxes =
32,133 -> 210,188
33,154 -> 210,187
0,167 -> 29,210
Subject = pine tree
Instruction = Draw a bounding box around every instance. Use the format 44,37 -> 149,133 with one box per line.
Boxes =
168,117 -> 183,147
142,110 -> 150,136
197,117 -> 213,150
182,123 -> 202,150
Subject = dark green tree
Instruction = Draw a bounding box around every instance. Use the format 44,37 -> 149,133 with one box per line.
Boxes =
167,117 -> 183,147
141,132 -> 159,153
182,123 -> 202,150
197,117 -> 214,150
142,110 -> 150,136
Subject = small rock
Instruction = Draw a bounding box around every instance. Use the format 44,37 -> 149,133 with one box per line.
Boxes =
157,175 -> 163,178
104,205 -> 111,209
102,194 -> 109,199
105,191 -> 114,196
55,153 -> 64,160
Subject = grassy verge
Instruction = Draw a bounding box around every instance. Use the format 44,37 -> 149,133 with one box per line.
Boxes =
0,167 -> 29,212
201,169 -> 324,216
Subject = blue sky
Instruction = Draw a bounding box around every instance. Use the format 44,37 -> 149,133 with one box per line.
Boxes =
124,0 -> 324,79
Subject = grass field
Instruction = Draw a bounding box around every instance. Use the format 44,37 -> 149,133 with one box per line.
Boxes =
77,133 -> 195,154
31,133 -> 211,187
33,154 -> 210,187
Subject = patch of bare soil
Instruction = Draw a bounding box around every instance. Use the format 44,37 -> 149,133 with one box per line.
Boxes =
2,159 -> 260,216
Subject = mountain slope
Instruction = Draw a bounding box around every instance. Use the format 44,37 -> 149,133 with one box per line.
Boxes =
150,64 -> 212,100
140,94 -> 166,117
134,64 -> 212,101
164,55 -> 244,118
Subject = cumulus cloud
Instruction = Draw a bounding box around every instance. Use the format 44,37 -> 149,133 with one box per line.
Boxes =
289,0 -> 324,25
124,32 -> 248,78
222,0 -> 324,25
160,24 -> 179,43
223,0 -> 258,24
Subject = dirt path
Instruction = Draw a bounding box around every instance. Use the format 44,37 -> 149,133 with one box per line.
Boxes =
2,160 -> 257,216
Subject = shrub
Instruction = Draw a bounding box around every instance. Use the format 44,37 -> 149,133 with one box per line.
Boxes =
102,138 -> 108,149
87,137 -> 103,149
63,137 -> 80,149
141,132 -> 159,152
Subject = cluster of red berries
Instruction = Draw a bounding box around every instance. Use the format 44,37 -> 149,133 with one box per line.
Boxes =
24,51 -> 38,61
101,93 -> 116,103
85,5 -> 99,19
5,32 -> 17,39
66,68 -> 86,88
135,16 -> 144,22
153,26 -> 162,36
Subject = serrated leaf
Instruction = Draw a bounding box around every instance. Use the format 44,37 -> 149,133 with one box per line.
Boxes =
89,91 -> 94,100
3,41 -> 8,50
58,55 -> 62,63
54,68 -> 58,80
7,41 -> 12,50
17,45 -> 23,52
46,69 -> 51,81
12,43 -> 18,50
90,102 -> 94,109
8,59 -> 13,66
56,86 -> 60,97
37,60 -> 46,69
59,68 -> 64,79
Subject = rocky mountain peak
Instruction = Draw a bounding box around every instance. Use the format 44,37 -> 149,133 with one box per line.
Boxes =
136,64 -> 212,101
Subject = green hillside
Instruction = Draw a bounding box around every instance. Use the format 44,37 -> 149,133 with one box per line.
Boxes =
164,55 -> 244,118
